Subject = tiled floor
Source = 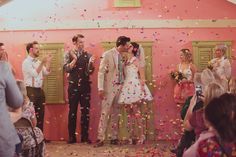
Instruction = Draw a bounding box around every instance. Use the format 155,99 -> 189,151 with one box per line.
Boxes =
45,141 -> 176,157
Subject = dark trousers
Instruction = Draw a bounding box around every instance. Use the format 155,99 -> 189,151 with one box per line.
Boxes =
68,83 -> 91,141
176,130 -> 195,157
26,87 -> 45,132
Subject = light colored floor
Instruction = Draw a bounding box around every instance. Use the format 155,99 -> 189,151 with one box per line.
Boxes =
45,141 -> 175,157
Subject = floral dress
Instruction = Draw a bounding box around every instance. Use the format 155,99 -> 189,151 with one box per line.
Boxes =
16,102 -> 45,155
198,136 -> 236,157
174,63 -> 195,104
118,57 -> 153,104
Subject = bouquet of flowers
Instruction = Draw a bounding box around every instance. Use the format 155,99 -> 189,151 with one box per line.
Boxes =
207,61 -> 213,70
170,71 -> 186,83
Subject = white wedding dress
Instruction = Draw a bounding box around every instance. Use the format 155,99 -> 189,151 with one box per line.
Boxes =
118,57 -> 153,104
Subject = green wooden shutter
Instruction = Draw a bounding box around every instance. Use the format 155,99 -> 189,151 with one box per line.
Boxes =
114,0 -> 141,7
192,41 -> 232,71
39,43 -> 65,104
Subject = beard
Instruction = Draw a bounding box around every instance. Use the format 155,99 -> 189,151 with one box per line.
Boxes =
34,51 -> 39,57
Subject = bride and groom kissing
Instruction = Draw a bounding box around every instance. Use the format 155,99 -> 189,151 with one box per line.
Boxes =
96,36 -> 153,147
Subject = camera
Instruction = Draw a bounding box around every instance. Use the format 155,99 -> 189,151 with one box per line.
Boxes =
195,85 -> 203,97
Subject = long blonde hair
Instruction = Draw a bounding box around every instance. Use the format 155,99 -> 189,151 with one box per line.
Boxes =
204,82 -> 225,106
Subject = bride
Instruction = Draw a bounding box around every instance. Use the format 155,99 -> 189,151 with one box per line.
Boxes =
118,42 -> 153,144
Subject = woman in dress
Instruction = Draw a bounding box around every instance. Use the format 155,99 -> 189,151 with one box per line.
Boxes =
183,93 -> 236,157
174,49 -> 197,105
16,80 -> 45,157
208,44 -> 231,91
118,42 -> 153,144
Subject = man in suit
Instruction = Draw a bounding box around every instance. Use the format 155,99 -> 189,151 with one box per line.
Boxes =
64,34 -> 95,144
0,43 -> 24,157
95,36 -> 131,147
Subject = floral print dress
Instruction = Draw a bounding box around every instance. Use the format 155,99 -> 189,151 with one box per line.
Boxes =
16,102 -> 44,150
198,136 -> 236,157
118,57 -> 153,104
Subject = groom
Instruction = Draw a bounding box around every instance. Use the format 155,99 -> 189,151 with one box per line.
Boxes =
95,36 -> 131,147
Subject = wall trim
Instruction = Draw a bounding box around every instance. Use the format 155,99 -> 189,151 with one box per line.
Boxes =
1,19 -> 236,31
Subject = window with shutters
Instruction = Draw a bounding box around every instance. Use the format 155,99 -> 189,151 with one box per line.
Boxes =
39,43 -> 65,104
192,41 -> 232,71
114,0 -> 141,7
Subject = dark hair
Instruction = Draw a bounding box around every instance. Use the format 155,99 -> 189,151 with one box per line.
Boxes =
26,41 -> 38,54
205,93 -> 236,142
116,36 -> 130,47
131,42 -> 139,57
0,43 -> 4,47
72,34 -> 84,43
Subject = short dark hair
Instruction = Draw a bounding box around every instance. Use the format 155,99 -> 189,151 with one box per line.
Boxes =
72,34 -> 84,43
26,41 -> 38,54
0,43 -> 4,47
205,93 -> 236,142
131,42 -> 139,57
116,36 -> 130,47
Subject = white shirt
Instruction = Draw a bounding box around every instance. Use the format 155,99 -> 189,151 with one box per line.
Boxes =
22,56 -> 50,88
210,56 -> 231,79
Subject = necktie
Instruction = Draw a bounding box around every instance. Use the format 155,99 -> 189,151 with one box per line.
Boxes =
32,58 -> 37,63
118,53 -> 124,84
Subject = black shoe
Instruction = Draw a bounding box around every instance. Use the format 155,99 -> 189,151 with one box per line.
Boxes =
94,140 -> 104,147
110,139 -> 119,145
67,137 -> 76,144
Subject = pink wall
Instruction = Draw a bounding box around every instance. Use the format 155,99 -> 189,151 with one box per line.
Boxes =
1,0 -> 236,141
2,0 -> 236,20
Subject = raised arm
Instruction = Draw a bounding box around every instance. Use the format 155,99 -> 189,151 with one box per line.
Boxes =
63,51 -> 77,73
183,95 -> 197,131
43,54 -> 52,76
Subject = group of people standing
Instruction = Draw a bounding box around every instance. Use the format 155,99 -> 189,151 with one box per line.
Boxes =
64,35 -> 153,146
0,35 -> 153,156
173,44 -> 231,105
170,44 -> 236,157
1,33 -> 235,157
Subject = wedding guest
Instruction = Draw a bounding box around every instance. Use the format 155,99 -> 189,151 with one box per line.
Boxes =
183,93 -> 236,157
0,42 -> 16,75
184,82 -> 225,139
15,80 -> 45,156
171,69 -> 216,157
64,34 -> 95,144
208,44 -> 231,90
22,41 -> 52,132
0,61 -> 23,157
173,49 -> 197,104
